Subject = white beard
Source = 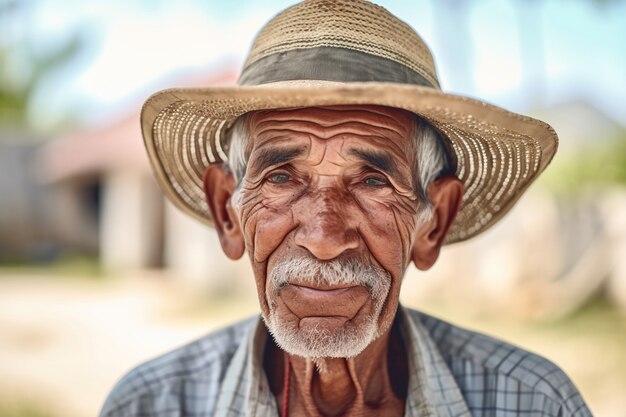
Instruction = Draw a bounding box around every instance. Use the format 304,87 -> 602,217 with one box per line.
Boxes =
264,257 -> 391,358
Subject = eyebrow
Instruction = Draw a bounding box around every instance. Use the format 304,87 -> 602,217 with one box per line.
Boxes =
348,148 -> 401,179
251,146 -> 305,173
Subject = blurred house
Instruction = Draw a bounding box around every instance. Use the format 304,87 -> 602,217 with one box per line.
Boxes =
37,67 -> 255,294
0,135 -> 58,261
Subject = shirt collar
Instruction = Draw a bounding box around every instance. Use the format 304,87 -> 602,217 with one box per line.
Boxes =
214,318 -> 277,417
398,306 -> 471,417
215,306 -> 471,417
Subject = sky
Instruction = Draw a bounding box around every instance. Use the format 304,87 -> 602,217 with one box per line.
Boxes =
7,0 -> 626,130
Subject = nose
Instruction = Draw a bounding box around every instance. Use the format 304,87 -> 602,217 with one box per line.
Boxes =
294,192 -> 359,260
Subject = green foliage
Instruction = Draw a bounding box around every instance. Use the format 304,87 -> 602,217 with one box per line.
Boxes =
0,0 -> 84,130
540,134 -> 626,197
0,401 -> 57,417
0,254 -> 103,279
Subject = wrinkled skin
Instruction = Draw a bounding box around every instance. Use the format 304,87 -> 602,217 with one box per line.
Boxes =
203,105 -> 463,416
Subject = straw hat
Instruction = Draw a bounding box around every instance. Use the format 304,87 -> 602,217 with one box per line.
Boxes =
140,0 -> 557,244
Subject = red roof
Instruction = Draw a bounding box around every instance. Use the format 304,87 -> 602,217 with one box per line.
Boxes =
39,66 -> 239,182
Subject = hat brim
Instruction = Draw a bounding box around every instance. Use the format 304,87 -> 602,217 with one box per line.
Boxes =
141,80 -> 557,244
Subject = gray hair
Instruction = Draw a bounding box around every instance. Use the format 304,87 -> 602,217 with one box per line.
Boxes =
226,112 -> 456,208
266,256 -> 390,358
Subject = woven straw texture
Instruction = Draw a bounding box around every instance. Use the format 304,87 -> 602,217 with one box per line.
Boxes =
243,0 -> 439,88
140,0 -> 558,244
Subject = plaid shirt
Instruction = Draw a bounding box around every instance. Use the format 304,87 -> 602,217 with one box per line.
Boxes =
100,306 -> 592,417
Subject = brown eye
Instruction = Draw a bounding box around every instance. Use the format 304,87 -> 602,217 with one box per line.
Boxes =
267,172 -> 291,184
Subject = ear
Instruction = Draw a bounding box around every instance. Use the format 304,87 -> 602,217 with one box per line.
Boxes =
203,164 -> 245,260
411,175 -> 463,270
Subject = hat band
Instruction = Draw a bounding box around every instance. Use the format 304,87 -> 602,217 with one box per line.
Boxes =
239,46 -> 439,88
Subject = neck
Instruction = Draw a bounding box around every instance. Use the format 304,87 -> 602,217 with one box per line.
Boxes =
265,318 -> 407,416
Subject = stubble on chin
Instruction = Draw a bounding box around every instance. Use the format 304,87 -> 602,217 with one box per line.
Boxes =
263,257 -> 391,358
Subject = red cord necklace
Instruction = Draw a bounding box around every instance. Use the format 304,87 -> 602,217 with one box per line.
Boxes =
281,353 -> 291,417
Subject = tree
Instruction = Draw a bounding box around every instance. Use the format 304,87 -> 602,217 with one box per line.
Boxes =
0,0 -> 84,132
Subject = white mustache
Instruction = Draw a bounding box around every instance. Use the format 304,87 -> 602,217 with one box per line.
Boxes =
269,257 -> 390,300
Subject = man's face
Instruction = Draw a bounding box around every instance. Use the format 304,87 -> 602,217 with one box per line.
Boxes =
234,105 -> 424,358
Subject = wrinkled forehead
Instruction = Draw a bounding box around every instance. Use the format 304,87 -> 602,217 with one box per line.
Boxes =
246,105 -> 417,156
249,105 -> 414,135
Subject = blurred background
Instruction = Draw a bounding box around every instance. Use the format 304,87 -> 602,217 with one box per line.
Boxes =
1,0 -> 625,416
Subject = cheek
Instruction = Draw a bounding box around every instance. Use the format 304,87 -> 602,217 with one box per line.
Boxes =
238,186 -> 298,263
237,186 -> 299,316
357,198 -> 418,332
253,208 -> 296,263
355,194 -> 419,271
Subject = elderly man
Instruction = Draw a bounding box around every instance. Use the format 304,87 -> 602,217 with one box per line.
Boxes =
100,1 -> 592,416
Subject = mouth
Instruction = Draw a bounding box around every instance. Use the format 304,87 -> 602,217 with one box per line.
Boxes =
280,282 -> 370,318
290,282 -> 356,291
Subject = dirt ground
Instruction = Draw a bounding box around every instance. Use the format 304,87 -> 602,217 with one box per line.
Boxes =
0,270 -> 624,417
